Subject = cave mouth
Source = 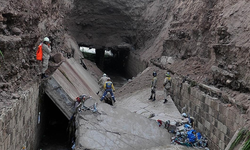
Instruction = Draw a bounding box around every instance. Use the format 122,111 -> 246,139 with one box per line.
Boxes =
81,46 -> 130,88
38,94 -> 72,150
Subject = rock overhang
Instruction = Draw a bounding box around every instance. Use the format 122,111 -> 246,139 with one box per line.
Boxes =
63,0 -> 151,50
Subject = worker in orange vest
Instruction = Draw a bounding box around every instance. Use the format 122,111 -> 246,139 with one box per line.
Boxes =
41,37 -> 51,79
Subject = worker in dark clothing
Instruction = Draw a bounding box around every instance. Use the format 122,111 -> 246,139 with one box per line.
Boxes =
100,78 -> 116,102
149,72 -> 157,101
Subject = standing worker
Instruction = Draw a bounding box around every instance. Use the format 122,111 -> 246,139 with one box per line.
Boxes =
149,72 -> 157,101
100,78 -> 116,102
97,73 -> 108,95
41,37 -> 51,79
163,72 -> 172,103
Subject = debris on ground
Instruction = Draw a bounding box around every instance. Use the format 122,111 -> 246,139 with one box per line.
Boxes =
156,113 -> 209,149
74,94 -> 98,113
149,113 -> 155,118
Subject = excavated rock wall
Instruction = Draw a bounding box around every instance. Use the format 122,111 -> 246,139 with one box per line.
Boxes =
136,0 -> 250,93
64,0 -> 152,49
2,0 -> 250,92
0,0 -> 83,114
0,0 -> 81,93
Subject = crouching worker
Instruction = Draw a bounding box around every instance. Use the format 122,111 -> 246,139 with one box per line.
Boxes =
75,94 -> 91,112
100,78 -> 116,102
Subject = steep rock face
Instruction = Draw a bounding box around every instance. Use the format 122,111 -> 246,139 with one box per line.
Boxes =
64,0 -> 152,49
1,0 -> 250,103
0,0 -> 79,92
131,0 -> 250,92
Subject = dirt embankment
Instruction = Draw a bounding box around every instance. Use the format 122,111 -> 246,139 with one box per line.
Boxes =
135,0 -> 250,92
0,0 -> 82,113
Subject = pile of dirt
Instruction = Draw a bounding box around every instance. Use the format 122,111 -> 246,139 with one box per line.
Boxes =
116,65 -> 166,98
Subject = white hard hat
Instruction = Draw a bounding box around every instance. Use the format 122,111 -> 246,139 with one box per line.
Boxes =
43,37 -> 50,43
103,73 -> 106,77
182,113 -> 187,118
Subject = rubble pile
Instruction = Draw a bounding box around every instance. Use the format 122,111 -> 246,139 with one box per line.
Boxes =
157,113 -> 209,150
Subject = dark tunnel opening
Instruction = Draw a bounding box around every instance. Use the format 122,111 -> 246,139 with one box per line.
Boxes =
38,94 -> 72,150
81,47 -> 130,88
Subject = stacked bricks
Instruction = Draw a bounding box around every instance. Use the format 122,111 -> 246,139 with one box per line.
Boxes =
171,76 -> 247,150
0,82 -> 40,150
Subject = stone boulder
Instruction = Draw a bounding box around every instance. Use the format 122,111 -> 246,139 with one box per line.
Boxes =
11,27 -> 22,35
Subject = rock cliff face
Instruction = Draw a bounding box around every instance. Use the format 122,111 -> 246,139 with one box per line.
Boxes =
0,0 -> 75,91
64,0 -> 152,49
134,0 -> 250,93
1,0 -> 250,109
63,0 -> 250,93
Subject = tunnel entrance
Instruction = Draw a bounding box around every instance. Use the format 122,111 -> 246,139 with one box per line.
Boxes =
38,94 -> 72,150
81,46 -> 130,88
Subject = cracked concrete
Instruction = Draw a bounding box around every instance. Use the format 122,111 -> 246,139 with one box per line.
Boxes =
75,88 -> 195,150
76,103 -> 171,150
117,88 -> 185,124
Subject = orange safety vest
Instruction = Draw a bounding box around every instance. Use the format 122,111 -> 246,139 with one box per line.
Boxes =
36,43 -> 43,61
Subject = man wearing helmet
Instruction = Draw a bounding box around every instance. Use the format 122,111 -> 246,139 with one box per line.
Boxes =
97,73 -> 108,95
149,71 -> 157,101
41,37 -> 51,79
163,72 -> 172,103
100,77 -> 116,102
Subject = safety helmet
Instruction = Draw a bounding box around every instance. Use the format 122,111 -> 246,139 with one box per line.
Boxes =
182,113 -> 187,118
166,72 -> 170,77
43,37 -> 50,43
107,77 -> 111,81
76,97 -> 80,102
153,72 -> 157,77
103,73 -> 106,77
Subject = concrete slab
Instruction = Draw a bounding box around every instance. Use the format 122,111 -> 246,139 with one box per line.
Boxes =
44,58 -> 100,119
117,88 -> 184,124
114,88 -> 198,150
76,103 -> 171,150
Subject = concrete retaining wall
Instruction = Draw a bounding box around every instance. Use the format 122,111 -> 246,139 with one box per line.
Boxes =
125,53 -> 148,77
0,82 -> 40,150
171,76 -> 247,150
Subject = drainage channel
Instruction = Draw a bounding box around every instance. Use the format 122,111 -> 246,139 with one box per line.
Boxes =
38,94 -> 72,150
